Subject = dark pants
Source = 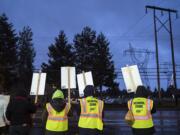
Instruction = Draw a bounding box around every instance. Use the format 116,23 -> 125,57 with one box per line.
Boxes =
79,128 -> 103,135
0,126 -> 7,135
9,125 -> 30,135
132,127 -> 155,135
133,133 -> 154,135
45,130 -> 67,135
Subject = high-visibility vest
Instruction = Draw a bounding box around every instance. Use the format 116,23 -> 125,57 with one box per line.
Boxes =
128,98 -> 154,129
46,103 -> 70,132
78,96 -> 104,130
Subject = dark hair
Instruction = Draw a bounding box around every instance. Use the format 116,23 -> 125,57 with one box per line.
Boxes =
135,85 -> 149,98
84,85 -> 95,97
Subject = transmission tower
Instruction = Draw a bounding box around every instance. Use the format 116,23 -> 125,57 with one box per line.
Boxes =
124,43 -> 154,87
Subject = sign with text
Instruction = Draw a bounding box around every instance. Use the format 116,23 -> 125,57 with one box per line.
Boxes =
77,71 -> 94,97
61,67 -> 76,89
30,73 -> 46,95
121,65 -> 143,93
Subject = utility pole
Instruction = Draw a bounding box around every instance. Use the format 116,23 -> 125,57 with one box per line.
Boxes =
146,6 -> 178,100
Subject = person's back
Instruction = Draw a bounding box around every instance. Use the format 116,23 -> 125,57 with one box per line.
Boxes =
43,89 -> 70,135
6,97 -> 35,125
78,85 -> 104,135
6,90 -> 36,135
127,86 -> 156,135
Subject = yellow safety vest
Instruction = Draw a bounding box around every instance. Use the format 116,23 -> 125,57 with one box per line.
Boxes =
128,98 -> 154,129
46,103 -> 70,132
78,96 -> 104,130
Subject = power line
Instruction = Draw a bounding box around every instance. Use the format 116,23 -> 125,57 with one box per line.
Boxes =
120,14 -> 147,37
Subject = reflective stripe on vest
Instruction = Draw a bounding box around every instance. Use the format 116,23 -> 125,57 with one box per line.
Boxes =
78,97 -> 104,130
98,100 -> 103,119
133,115 -> 151,120
80,113 -> 99,118
46,103 -> 69,131
81,98 -> 87,113
48,116 -> 67,121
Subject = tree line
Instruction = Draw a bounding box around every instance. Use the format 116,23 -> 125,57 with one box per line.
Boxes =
0,14 -> 35,92
0,13 -> 118,95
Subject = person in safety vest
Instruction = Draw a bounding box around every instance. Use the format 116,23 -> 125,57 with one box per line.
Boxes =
78,85 -> 104,135
42,89 -> 70,135
127,85 -> 156,135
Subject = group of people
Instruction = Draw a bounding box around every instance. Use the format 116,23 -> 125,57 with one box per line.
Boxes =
0,85 -> 156,135
41,85 -> 104,135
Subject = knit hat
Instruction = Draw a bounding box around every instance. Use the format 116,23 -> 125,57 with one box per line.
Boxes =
52,89 -> 64,99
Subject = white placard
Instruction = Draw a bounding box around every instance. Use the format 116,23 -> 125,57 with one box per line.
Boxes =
61,67 -> 76,89
30,73 -> 46,95
0,95 -> 10,121
77,71 -> 94,97
121,65 -> 143,93
0,95 -> 10,108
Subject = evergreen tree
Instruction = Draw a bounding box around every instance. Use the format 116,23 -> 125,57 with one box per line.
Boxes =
42,31 -> 74,87
0,14 -> 18,91
94,33 -> 117,91
18,26 -> 36,90
73,26 -> 96,72
74,27 -> 117,92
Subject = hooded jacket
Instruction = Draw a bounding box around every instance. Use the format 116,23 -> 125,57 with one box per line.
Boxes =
42,90 -> 67,134
49,98 -> 66,112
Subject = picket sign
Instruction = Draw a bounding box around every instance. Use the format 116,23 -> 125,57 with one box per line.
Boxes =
77,71 -> 94,97
30,71 -> 46,103
121,65 -> 143,93
61,67 -> 76,104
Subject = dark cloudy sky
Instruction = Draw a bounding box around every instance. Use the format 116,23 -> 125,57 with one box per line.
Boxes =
0,0 -> 180,89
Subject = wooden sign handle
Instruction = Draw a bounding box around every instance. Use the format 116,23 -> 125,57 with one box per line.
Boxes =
82,71 -> 87,86
35,70 -> 41,104
68,67 -> 71,105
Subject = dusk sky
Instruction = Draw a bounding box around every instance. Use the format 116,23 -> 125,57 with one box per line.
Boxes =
0,0 -> 180,89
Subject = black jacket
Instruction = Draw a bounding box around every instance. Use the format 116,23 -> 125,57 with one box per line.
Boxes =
6,96 -> 36,125
130,86 -> 156,135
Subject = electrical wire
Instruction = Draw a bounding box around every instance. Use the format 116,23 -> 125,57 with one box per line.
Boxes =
120,14 -> 147,37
